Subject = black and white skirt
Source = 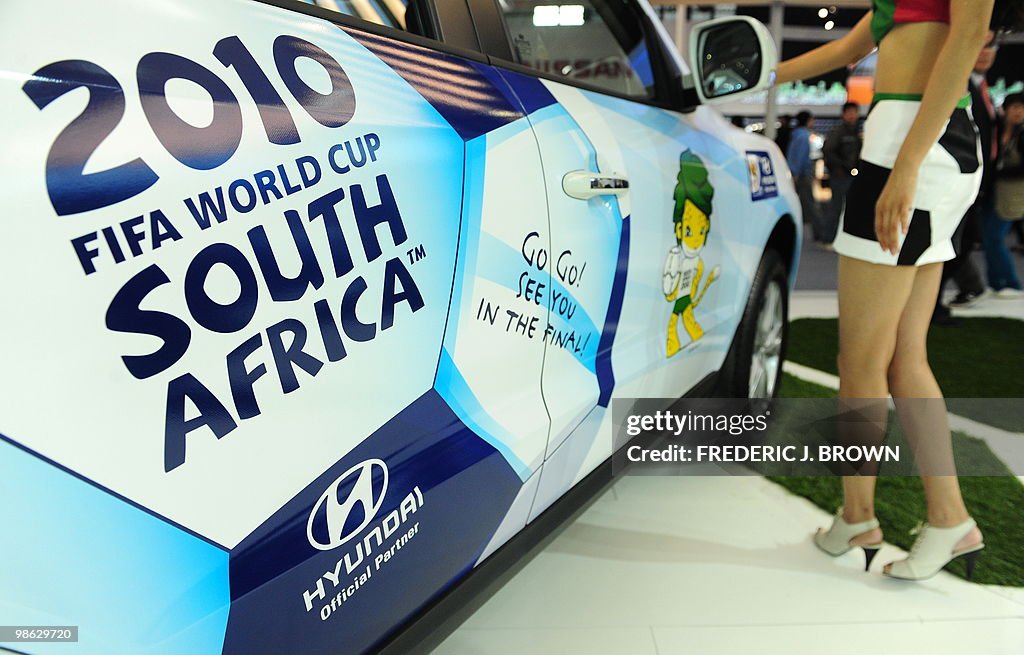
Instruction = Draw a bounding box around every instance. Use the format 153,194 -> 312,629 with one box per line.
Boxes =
834,98 -> 983,266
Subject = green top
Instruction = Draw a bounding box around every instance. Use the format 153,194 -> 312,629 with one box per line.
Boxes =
870,0 -> 897,43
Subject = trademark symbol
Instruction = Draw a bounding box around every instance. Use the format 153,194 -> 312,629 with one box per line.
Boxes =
407,244 -> 426,264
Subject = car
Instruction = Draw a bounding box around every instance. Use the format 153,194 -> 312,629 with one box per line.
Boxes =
0,0 -> 800,653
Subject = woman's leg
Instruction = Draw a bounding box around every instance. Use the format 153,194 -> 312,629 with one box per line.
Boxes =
884,264 -> 982,565
836,255 -> 917,537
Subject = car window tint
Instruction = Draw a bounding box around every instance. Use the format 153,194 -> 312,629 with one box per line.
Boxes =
300,0 -> 409,30
499,0 -> 656,98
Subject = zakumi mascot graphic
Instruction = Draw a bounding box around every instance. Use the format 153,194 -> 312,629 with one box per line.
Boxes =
664,150 -> 720,357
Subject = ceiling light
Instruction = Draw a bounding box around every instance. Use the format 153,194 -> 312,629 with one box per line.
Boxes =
559,4 -> 584,26
533,6 -> 559,26
533,4 -> 584,27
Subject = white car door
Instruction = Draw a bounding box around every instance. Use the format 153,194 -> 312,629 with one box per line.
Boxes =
493,0 -> 725,517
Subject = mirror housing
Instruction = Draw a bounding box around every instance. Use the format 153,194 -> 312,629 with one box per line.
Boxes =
688,16 -> 778,105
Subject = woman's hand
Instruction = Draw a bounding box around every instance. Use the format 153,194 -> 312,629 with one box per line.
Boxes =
874,165 -> 918,255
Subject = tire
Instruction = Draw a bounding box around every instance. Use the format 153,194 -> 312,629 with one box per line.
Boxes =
719,249 -> 789,399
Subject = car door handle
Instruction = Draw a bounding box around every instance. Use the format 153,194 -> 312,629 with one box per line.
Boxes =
562,170 -> 630,200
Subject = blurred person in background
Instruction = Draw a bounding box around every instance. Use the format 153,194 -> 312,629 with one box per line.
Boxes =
787,111 -> 822,242
985,91 -> 1024,297
933,33 -> 1001,324
1012,216 -> 1024,252
822,102 -> 863,249
775,114 -> 793,153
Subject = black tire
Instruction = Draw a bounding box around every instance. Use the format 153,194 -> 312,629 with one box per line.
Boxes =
718,249 -> 789,400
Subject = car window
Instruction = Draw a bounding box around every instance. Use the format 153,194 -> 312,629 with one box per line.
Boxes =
300,0 -> 409,30
498,0 -> 656,98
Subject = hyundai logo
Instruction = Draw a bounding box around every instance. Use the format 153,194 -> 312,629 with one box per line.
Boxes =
307,459 -> 389,551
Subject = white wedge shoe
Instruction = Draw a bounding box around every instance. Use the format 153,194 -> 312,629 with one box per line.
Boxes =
883,517 -> 984,581
813,507 -> 884,571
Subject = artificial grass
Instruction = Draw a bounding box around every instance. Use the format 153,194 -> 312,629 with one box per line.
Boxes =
779,371 -> 837,398
771,474 -> 1024,585
786,317 -> 1024,431
771,372 -> 1024,586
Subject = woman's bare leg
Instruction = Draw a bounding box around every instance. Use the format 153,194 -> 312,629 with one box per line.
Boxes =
836,255 -> 917,543
884,264 -> 982,571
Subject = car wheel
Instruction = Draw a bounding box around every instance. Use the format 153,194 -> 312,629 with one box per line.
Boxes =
722,249 -> 788,399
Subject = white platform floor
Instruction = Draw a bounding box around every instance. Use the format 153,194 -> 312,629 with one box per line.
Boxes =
790,288 -> 1024,322
434,289 -> 1024,655
433,474 -> 1024,655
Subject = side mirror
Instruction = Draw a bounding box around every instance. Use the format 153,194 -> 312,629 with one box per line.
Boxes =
689,16 -> 777,104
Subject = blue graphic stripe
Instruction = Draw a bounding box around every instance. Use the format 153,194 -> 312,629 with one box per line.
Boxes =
596,216 -> 631,407
517,101 -> 614,375
488,68 -> 558,116
0,432 -> 228,551
344,27 -> 525,141
585,92 -> 686,138
0,437 -> 230,655
543,296 -> 599,374
435,349 -> 533,480
474,231 -> 600,370
222,390 -> 522,655
443,136 -> 487,350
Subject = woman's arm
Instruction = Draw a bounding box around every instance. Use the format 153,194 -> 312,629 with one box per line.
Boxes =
874,0 -> 993,254
776,13 -> 876,84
